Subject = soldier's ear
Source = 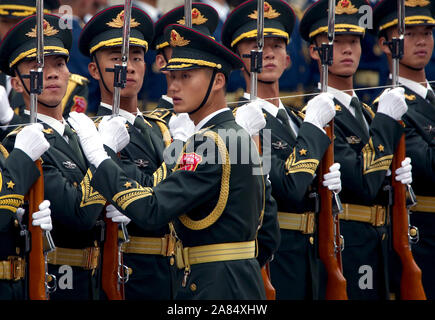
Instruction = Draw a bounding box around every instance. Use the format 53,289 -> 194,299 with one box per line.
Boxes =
285,54 -> 291,70
309,43 -> 320,61
378,36 -> 391,56
213,72 -> 226,91
88,61 -> 100,81
11,76 -> 24,94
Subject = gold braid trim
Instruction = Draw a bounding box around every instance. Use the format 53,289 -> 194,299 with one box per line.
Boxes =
362,138 -> 393,174
177,131 -> 231,230
0,144 -> 9,159
362,102 -> 375,119
80,169 -> 107,207
0,194 -> 24,213
152,163 -> 168,187
156,121 -> 172,147
113,183 -> 153,211
285,148 -> 319,175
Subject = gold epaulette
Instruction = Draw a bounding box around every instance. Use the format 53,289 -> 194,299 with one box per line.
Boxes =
362,102 -> 375,118
69,73 -> 89,86
5,125 -> 24,138
145,108 -> 172,123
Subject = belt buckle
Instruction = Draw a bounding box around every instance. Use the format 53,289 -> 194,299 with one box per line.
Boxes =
372,206 -> 385,227
8,256 -> 24,281
302,212 -> 315,234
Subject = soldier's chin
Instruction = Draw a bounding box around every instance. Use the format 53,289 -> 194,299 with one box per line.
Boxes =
39,99 -> 61,108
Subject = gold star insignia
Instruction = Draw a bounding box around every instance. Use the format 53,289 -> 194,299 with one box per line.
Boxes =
123,182 -> 132,188
299,149 -> 307,156
377,144 -> 384,152
7,180 -> 15,189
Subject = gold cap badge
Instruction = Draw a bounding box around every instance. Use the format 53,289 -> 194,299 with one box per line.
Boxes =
170,30 -> 190,47
336,0 -> 358,15
107,10 -> 140,28
249,2 -> 281,19
177,8 -> 208,25
26,19 -> 58,38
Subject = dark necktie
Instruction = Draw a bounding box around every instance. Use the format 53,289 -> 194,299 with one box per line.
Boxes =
350,97 -> 369,137
426,90 -> 435,105
64,124 -> 86,166
134,116 -> 155,152
276,108 -> 296,140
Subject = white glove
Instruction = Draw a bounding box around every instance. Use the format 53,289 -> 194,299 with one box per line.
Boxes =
235,101 -> 266,136
395,157 -> 412,185
14,123 -> 50,161
304,92 -> 336,130
32,200 -> 52,231
323,162 -> 342,193
106,204 -> 131,224
168,113 -> 195,142
68,112 -> 109,168
98,116 -> 130,153
0,85 -> 13,125
377,87 -> 408,121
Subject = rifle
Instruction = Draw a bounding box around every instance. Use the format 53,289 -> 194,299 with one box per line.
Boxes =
388,0 -> 426,300
244,0 -> 275,300
101,0 -> 132,300
26,0 -> 56,300
316,0 -> 347,300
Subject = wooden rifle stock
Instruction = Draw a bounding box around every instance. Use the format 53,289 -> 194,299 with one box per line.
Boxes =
391,133 -> 426,300
27,159 -> 47,300
102,212 -> 124,300
252,134 -> 276,300
317,121 -> 347,300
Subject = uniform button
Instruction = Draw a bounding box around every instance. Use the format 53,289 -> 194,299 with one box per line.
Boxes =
382,233 -> 386,241
16,247 -> 20,255
190,283 -> 197,291
409,227 -> 418,237
14,219 -> 19,227
127,267 -> 133,275
309,237 -> 314,245
169,257 -> 175,266
73,182 -> 78,187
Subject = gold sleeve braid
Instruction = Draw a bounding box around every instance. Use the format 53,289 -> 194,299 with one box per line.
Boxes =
152,163 -> 168,187
80,169 -> 107,207
284,148 -> 319,176
112,182 -> 153,211
0,194 -> 24,213
362,138 -> 393,175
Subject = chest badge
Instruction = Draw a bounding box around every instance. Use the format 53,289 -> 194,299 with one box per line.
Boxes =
62,160 -> 77,169
272,140 -> 288,150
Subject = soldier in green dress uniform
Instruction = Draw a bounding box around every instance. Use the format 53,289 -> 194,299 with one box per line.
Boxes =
0,13 -> 111,300
372,0 -> 435,299
300,0 -> 413,299
69,23 -> 267,299
221,0 -> 343,300
78,4 -> 176,300
0,123 -> 52,299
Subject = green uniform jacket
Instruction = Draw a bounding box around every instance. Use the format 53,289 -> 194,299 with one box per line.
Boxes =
97,106 -> 174,300
3,115 -> 106,300
144,97 -> 174,149
0,147 -> 40,300
92,110 -> 266,300
334,98 -> 403,300
263,106 -> 331,300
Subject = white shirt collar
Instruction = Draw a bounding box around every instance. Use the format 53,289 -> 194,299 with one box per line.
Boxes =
133,1 -> 160,22
24,109 -> 66,136
200,0 -> 230,21
397,76 -> 433,99
161,95 -> 173,104
319,84 -> 357,110
195,108 -> 229,132
100,102 -> 143,125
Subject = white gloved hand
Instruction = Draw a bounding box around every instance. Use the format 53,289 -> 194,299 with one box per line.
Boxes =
304,92 -> 336,130
68,112 -> 109,168
377,87 -> 408,121
395,157 -> 412,185
0,85 -> 13,125
323,162 -> 342,193
32,200 -> 52,231
98,116 -> 130,153
168,113 -> 195,142
106,204 -> 131,224
14,123 -> 50,161
235,101 -> 266,136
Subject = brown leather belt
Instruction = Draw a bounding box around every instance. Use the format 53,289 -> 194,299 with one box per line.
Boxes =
47,246 -> 100,270
277,211 -> 315,234
339,203 -> 386,226
0,256 -> 25,280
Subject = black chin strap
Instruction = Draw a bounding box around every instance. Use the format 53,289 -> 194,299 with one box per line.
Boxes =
188,69 -> 218,116
15,67 -> 59,108
93,54 -> 113,95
